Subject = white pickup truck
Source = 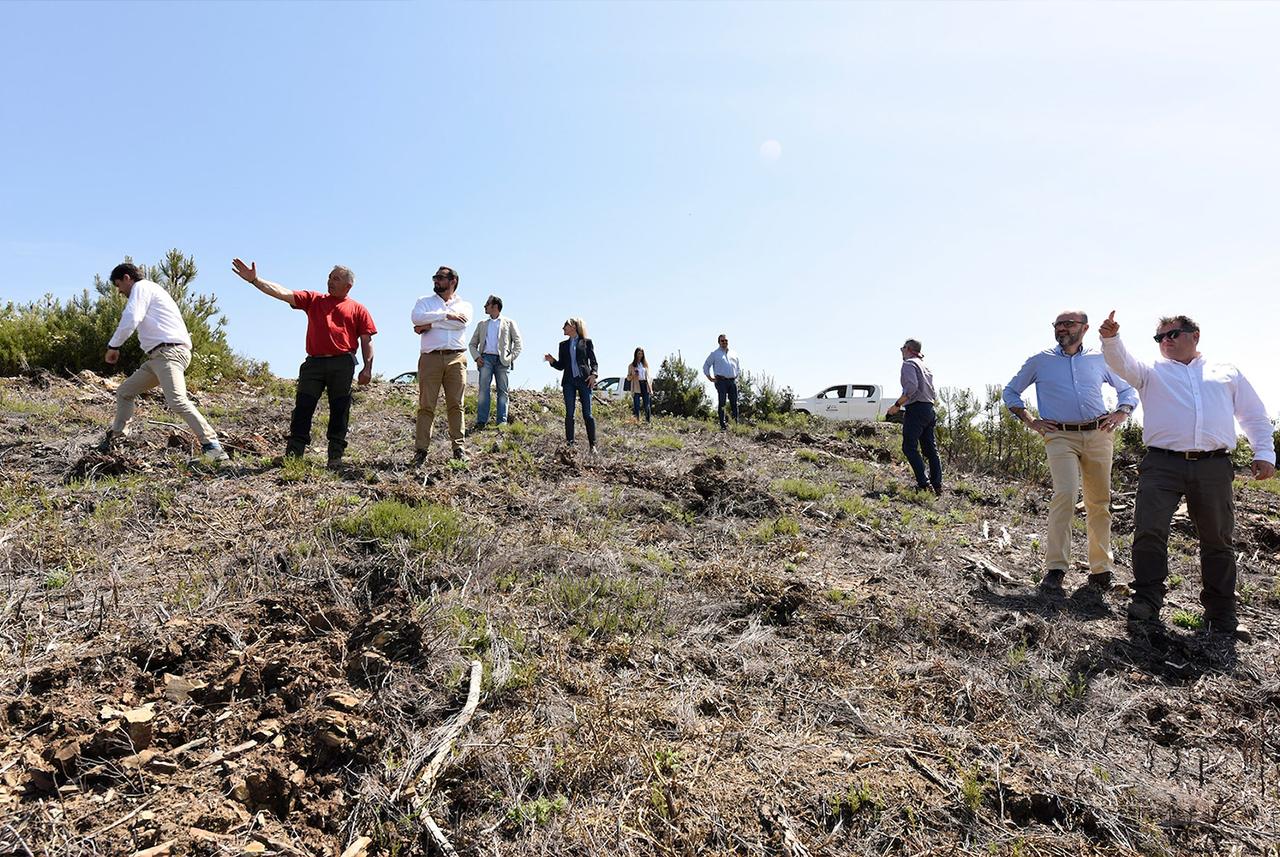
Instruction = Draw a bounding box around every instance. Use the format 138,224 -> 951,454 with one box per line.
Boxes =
792,384 -> 892,421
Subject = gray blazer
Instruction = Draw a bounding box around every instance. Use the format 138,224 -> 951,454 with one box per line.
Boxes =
468,316 -> 523,368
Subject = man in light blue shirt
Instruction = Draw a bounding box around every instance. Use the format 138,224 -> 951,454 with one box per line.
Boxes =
703,334 -> 742,430
1003,309 -> 1138,592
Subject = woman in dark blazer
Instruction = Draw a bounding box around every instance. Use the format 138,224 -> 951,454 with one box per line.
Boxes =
543,317 -> 599,451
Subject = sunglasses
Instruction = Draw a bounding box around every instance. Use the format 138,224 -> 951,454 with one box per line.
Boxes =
432,273 -> 455,282
1153,328 -> 1195,343
1052,320 -> 1084,328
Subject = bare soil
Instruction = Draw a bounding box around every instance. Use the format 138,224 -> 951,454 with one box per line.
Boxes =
1,371 -> 1279,857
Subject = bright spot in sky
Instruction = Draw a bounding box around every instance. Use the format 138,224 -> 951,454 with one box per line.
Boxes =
759,139 -> 782,161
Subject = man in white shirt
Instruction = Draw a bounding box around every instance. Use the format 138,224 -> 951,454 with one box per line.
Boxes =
1100,311 -> 1275,640
467,295 -> 522,430
101,263 -> 227,462
702,334 -> 742,431
411,266 -> 473,462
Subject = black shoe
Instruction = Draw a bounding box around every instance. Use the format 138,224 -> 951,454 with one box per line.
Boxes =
326,458 -> 344,471
413,449 -> 428,465
452,447 -> 467,461
1085,572 -> 1112,591
97,430 -> 124,453
1127,598 -> 1160,622
1039,568 -> 1067,590
1203,618 -> 1251,643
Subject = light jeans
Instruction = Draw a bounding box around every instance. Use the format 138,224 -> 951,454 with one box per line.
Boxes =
475,354 -> 509,425
1044,429 -> 1115,575
111,344 -> 218,446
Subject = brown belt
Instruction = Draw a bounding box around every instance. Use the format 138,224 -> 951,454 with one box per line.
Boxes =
1057,418 -> 1105,432
429,349 -> 465,355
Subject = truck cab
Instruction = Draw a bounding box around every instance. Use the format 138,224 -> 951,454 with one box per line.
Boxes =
792,384 -> 889,421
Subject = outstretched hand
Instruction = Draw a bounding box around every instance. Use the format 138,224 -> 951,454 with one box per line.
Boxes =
1099,310 -> 1119,339
231,258 -> 257,283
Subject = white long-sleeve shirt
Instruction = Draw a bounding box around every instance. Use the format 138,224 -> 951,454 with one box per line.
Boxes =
108,280 -> 192,353
411,294 -> 473,353
1101,335 -> 1275,464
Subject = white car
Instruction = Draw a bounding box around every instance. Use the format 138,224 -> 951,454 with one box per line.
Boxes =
792,384 -> 891,421
593,376 -> 626,400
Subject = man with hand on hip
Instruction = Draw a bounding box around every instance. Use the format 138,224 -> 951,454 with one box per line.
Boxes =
702,333 -> 741,431
1100,310 -> 1275,641
1004,310 -> 1137,592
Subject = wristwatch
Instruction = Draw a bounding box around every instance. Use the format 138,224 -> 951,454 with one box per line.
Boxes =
1117,405 -> 1134,414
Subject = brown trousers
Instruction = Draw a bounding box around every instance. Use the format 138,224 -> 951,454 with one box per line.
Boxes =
416,350 -> 467,453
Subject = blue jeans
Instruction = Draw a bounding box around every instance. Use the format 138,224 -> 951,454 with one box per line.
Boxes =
475,354 -> 509,425
632,380 -> 651,421
902,402 -> 942,491
563,379 -> 597,445
714,377 -> 739,429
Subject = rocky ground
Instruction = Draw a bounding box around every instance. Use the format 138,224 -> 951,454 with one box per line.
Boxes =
1,370 -> 1279,857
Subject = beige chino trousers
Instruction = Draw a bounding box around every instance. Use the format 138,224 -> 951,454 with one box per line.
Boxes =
416,350 -> 467,453
111,345 -> 218,446
1044,430 -> 1114,575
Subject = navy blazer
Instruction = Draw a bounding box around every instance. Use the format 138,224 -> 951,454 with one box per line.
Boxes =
549,337 -> 598,386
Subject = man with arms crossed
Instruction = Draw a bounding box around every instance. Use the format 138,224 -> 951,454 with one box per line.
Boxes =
1003,310 -> 1137,592
412,266 -> 473,462
468,294 -> 522,431
1100,311 -> 1275,641
102,262 -> 229,463
232,259 -> 376,467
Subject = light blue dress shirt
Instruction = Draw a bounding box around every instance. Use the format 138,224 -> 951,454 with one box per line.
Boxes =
1003,346 -> 1138,422
702,348 -> 741,379
569,336 -> 580,379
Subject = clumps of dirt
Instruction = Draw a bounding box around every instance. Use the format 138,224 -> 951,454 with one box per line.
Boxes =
688,454 -> 778,517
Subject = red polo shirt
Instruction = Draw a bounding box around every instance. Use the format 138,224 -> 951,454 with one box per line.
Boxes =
292,291 -> 377,356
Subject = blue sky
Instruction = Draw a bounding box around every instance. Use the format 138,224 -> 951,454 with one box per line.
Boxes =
4,1 -> 1279,415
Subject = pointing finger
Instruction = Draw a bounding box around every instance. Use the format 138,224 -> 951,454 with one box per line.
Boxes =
1107,310 -> 1115,321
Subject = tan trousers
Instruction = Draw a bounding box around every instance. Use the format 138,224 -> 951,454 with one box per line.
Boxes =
1044,430 -> 1114,574
111,345 -> 218,446
416,350 -> 467,453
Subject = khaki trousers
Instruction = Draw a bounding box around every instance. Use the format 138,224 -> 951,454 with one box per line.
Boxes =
416,350 -> 467,453
111,345 -> 218,446
1044,429 -> 1114,574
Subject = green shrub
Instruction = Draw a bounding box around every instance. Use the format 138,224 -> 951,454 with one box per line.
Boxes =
737,370 -> 793,420
652,351 -> 710,418
773,478 -> 835,501
337,500 -> 464,553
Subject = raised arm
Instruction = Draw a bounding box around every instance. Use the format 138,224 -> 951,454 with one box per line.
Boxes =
232,259 -> 296,307
1098,311 -> 1150,389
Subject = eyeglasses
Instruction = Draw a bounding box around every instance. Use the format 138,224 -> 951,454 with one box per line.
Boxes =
1052,320 -> 1084,328
1154,328 -> 1195,343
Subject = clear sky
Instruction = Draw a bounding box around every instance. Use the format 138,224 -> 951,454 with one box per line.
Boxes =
4,1 -> 1279,414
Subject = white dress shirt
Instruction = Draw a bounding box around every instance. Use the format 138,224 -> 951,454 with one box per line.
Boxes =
411,294 -> 474,353
108,280 -> 192,353
1102,336 -> 1275,464
483,317 -> 501,354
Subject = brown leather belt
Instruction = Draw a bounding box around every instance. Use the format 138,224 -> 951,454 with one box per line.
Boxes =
1058,418 -> 1105,432
429,349 -> 465,355
1148,447 -> 1229,460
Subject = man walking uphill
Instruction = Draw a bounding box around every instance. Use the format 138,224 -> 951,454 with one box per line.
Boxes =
885,339 -> 942,495
1004,310 -> 1137,592
1101,311 -> 1274,642
232,259 -> 376,467
101,262 -> 229,463
412,266 -> 473,462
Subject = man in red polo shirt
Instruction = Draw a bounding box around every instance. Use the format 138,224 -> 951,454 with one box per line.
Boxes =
232,258 -> 377,467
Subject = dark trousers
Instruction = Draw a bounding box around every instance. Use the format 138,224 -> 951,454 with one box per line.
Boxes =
1132,451 -> 1236,623
714,376 -> 739,428
563,379 -> 597,445
902,402 -> 942,491
632,380 -> 651,421
288,354 -> 355,461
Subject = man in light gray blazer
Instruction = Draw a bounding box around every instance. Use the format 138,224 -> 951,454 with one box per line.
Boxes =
468,294 -> 523,429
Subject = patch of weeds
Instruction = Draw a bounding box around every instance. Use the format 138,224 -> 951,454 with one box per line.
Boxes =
756,515 -> 800,542
502,420 -> 544,439
1057,671 -> 1088,705
959,766 -> 988,814
1001,485 -> 1019,501
824,588 -> 858,605
773,478 -> 835,501
165,572 -> 208,611
548,572 -> 661,642
652,746 -> 681,777
647,434 -> 684,450
838,458 -> 870,476
795,449 -> 822,463
1168,573 -> 1184,589
630,547 -> 676,574
1005,641 -> 1028,668
899,508 -> 917,528
43,569 -> 71,590
1238,580 -> 1256,606
660,502 -> 694,525
447,605 -> 492,655
279,456 -> 326,482
833,496 -> 873,521
447,457 -> 468,472
337,500 -> 464,554
1170,609 -> 1202,630
506,795 -> 568,827
825,782 -> 883,826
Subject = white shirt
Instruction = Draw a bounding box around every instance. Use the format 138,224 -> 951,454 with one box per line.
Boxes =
483,317 -> 501,354
1102,336 -> 1275,464
634,365 -> 647,381
411,293 -> 474,353
108,279 -> 192,353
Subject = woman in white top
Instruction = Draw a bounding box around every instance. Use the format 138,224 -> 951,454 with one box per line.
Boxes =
626,347 -> 652,422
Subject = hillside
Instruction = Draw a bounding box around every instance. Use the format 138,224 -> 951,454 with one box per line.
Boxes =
1,372 -> 1278,857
